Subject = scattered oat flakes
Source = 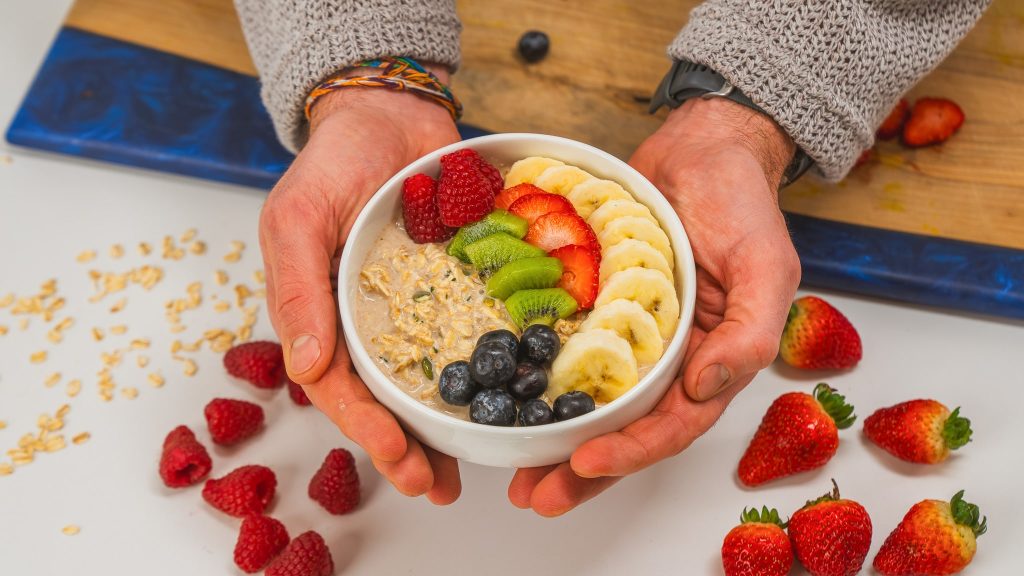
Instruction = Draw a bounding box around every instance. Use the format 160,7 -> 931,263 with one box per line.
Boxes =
223,241 -> 245,263
182,358 -> 198,377
136,355 -> 150,368
109,324 -> 128,335
138,241 -> 152,256
109,244 -> 125,259
130,338 -> 150,349
189,240 -> 207,255
215,270 -> 229,285
0,420 -> 6,430
180,228 -> 197,243
109,298 -> 127,313
0,293 -> 12,307
214,301 -> 231,313
121,387 -> 139,399
0,325 -> 7,336
62,525 -> 80,536
19,318 -> 30,331
162,235 -> 186,260
91,327 -> 104,341
66,379 -> 81,398
147,373 -> 164,388
30,351 -> 47,363
44,372 -> 61,388
76,250 -> 97,263
252,269 -> 265,284
72,432 -> 91,445
0,463 -> 12,476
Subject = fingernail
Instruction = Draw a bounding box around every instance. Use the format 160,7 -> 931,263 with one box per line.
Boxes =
697,364 -> 731,399
289,334 -> 320,375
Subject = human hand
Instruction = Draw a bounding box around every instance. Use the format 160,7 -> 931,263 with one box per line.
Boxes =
259,73 -> 463,504
508,97 -> 801,516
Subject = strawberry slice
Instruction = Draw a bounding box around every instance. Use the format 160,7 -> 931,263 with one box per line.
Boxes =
902,98 -> 964,148
524,211 -> 599,253
548,244 -> 600,309
508,193 -> 575,225
495,183 -> 545,210
876,98 -> 910,140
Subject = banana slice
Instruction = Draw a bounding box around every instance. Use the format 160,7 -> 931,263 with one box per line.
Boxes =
504,156 -> 565,187
565,179 -> 633,219
597,216 -> 674,270
600,239 -> 674,285
549,329 -> 639,402
595,267 -> 680,339
533,165 -> 594,196
586,199 -> 658,236
579,299 -> 664,365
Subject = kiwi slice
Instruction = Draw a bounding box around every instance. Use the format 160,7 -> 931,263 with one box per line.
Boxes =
464,233 -> 546,275
486,257 -> 564,300
504,288 -> 578,329
447,210 -> 529,262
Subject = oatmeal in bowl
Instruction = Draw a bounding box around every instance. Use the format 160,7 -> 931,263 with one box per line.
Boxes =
339,134 -> 697,467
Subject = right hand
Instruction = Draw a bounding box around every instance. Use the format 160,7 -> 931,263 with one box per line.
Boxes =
258,77 -> 462,504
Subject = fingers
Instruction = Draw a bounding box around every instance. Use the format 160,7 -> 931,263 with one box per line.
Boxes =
683,236 -> 800,401
371,433 -> 434,497
259,182 -> 339,384
508,465 -> 558,509
424,447 -> 462,505
527,464 -> 621,517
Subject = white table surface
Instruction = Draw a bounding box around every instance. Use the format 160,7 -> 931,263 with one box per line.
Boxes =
2,4 -> 1023,575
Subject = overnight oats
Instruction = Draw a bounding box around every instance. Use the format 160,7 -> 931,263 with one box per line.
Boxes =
355,148 -> 680,427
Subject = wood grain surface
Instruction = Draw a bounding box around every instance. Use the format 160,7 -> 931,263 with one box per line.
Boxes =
64,0 -> 1024,249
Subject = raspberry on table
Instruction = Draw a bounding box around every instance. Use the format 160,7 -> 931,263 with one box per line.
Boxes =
308,448 -> 360,515
202,465 -> 277,517
204,398 -> 264,445
158,425 -> 212,488
287,379 -> 312,406
402,173 -> 455,244
265,531 -> 334,576
234,515 -> 289,573
223,341 -> 285,388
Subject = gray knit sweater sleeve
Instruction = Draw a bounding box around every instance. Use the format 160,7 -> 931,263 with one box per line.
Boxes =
670,0 -> 989,181
234,0 -> 461,152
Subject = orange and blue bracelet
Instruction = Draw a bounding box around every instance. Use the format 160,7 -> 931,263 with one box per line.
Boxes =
304,57 -> 462,121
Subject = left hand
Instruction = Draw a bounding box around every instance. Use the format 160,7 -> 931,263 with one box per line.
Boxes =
508,97 -> 802,516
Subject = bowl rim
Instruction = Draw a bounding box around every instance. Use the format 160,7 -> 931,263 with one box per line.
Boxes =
338,133 -> 697,437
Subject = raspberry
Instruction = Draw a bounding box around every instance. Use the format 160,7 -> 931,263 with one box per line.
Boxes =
401,173 -> 455,243
446,148 -> 502,195
287,379 -> 312,406
265,531 -> 334,576
437,149 -> 497,227
202,465 -> 277,517
158,425 -> 212,488
234,515 -> 289,573
308,448 -> 360,515
224,341 -> 285,388
204,398 -> 264,445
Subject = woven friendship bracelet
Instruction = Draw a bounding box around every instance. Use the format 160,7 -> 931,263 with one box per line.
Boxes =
304,56 -> 462,121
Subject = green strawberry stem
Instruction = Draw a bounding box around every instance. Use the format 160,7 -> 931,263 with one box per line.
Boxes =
813,383 -> 856,429
942,407 -> 973,450
802,478 -> 842,509
950,490 -> 987,537
740,505 -> 787,528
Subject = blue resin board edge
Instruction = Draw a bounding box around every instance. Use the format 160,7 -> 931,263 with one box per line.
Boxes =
7,27 -> 1024,320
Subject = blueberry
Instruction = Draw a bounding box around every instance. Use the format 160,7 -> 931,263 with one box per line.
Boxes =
507,362 -> 547,401
519,324 -> 560,366
470,389 -> 518,426
438,361 -> 478,406
518,398 -> 554,426
553,391 -> 596,421
469,341 -> 517,388
517,30 -> 550,63
477,329 -> 519,357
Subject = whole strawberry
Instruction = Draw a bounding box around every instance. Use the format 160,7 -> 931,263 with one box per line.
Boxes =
401,173 -> 455,243
864,400 -> 972,464
738,383 -> 855,487
780,296 -> 862,370
287,379 -> 312,406
721,506 -> 793,576
874,490 -> 986,575
202,464 -> 277,517
224,341 -> 284,388
158,425 -> 212,488
204,398 -> 264,445
234,515 -> 289,573
437,148 -> 497,227
265,531 -> 334,576
309,448 -> 360,515
789,481 -> 873,576
902,98 -> 965,148
877,98 -> 910,140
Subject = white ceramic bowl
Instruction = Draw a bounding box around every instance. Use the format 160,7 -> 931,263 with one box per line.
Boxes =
339,133 -> 696,468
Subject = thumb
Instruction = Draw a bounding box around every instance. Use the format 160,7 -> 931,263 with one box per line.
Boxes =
259,193 -> 338,384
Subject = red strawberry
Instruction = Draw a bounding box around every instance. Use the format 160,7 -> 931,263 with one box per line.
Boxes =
495,183 -> 546,210
445,148 -> 502,195
779,296 -> 862,370
202,465 -> 277,517
437,149 -> 496,226
523,211 -> 599,253
864,400 -> 972,464
721,506 -> 793,576
265,531 -> 334,576
738,383 -> 855,486
158,425 -> 212,488
224,341 -> 285,388
402,173 -> 455,243
234,515 -> 289,573
853,148 -> 873,169
548,244 -> 600,310
204,398 -> 264,446
877,98 -> 910,140
308,448 -> 360,515
874,490 -> 986,576
788,481 -> 873,576
508,193 -> 576,225
902,98 -> 965,148
287,379 -> 312,406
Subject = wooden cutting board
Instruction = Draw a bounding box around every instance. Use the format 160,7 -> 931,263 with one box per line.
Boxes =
64,0 -> 1024,250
